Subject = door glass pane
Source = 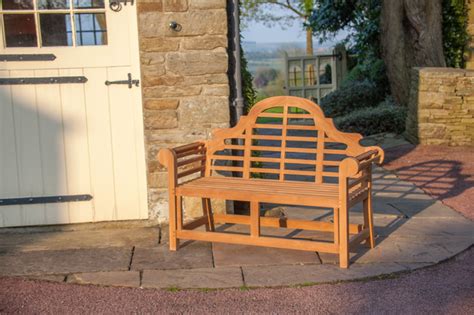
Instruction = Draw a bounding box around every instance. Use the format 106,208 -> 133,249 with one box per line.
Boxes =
73,0 -> 105,9
75,13 -> 107,46
3,14 -> 37,47
40,13 -> 72,46
37,0 -> 70,9
2,0 -> 34,10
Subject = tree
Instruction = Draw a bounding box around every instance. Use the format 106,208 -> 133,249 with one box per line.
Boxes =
309,0 -> 449,106
240,0 -> 316,55
380,0 -> 446,106
309,0 -> 381,58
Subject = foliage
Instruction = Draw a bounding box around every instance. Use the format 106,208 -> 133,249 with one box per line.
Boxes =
319,80 -> 385,118
342,57 -> 390,95
334,98 -> 407,136
241,44 -> 258,113
309,0 -> 471,68
308,0 -> 382,58
253,67 -> 279,88
240,0 -> 314,28
255,71 -> 285,102
442,0 -> 470,68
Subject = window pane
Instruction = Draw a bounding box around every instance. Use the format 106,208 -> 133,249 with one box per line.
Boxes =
288,61 -> 302,88
73,0 -> 105,9
75,13 -> 107,46
37,0 -> 70,9
2,0 -> 34,10
3,14 -> 37,47
40,13 -> 72,46
304,59 -> 317,86
319,58 -> 332,85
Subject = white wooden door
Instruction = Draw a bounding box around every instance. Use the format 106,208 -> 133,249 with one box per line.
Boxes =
0,0 -> 148,227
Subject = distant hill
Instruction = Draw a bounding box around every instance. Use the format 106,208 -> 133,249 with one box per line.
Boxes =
242,41 -> 306,53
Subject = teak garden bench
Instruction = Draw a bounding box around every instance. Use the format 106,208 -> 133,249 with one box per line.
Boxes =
158,96 -> 384,268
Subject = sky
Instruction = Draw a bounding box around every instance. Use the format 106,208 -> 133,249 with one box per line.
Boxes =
241,21 -> 307,43
240,10 -> 348,45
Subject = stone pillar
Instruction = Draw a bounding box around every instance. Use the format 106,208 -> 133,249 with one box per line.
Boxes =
137,0 -> 231,221
406,68 -> 474,146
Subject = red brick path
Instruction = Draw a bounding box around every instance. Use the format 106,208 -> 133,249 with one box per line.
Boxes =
384,144 -> 474,220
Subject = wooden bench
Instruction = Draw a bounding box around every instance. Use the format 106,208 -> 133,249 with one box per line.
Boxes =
158,96 -> 384,268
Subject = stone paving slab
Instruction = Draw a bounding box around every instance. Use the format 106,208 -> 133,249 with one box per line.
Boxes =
212,243 -> 320,267
242,262 -> 406,287
377,217 -> 474,239
131,242 -> 213,271
0,247 -> 132,276
354,236 -> 471,264
390,199 -> 468,219
68,271 -> 140,287
0,227 -> 159,253
142,267 -> 243,289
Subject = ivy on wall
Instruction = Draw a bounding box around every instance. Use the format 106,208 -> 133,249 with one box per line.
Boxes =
442,0 -> 471,68
240,40 -> 257,113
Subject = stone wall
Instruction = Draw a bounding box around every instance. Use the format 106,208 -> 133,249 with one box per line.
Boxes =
405,68 -> 474,146
137,0 -> 231,221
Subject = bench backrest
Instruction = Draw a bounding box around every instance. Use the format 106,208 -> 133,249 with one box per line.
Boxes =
205,96 -> 381,183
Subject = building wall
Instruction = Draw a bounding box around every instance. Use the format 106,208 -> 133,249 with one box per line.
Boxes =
137,0 -> 231,221
405,68 -> 474,146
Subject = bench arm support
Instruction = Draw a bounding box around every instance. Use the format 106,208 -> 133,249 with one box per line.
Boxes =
157,142 -> 207,191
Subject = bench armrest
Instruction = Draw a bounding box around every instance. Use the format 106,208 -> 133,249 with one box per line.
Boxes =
157,142 -> 207,190
339,148 -> 383,179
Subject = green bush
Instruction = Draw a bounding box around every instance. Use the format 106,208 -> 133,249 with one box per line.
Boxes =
342,58 -> 390,95
334,99 -> 407,136
319,80 -> 385,118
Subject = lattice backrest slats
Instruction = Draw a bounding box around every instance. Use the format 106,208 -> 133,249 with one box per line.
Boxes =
205,96 -> 382,183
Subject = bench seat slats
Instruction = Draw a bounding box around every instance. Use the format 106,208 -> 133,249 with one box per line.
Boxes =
177,177 -> 339,207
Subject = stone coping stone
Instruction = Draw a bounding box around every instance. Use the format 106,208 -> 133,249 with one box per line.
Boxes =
25,274 -> 67,283
131,242 -> 213,270
142,267 -> 243,289
242,263 -> 407,287
68,271 -> 140,287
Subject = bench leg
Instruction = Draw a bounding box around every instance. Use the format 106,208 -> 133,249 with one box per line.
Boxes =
363,194 -> 375,248
202,198 -> 215,232
168,194 -> 179,251
333,207 -> 339,245
250,201 -> 260,237
339,204 -> 349,268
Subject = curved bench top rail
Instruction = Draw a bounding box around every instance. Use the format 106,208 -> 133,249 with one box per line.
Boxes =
205,96 -> 383,181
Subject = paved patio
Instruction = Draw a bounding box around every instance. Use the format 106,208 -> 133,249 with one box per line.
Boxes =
0,162 -> 472,289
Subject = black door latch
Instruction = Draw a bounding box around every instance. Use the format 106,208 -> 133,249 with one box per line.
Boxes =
105,73 -> 139,89
109,0 -> 135,12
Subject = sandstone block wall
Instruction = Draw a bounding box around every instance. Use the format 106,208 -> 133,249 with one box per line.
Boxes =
406,68 -> 474,146
137,0 -> 231,221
